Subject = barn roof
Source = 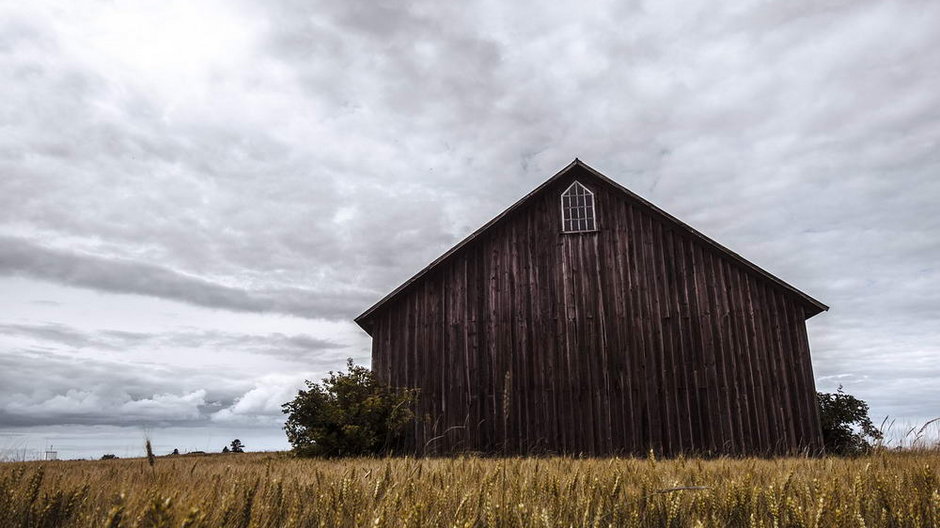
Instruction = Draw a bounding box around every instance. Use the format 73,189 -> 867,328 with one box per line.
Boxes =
355,159 -> 827,333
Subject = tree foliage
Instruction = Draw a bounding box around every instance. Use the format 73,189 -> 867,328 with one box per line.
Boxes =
282,359 -> 417,457
817,386 -> 883,455
230,439 -> 245,453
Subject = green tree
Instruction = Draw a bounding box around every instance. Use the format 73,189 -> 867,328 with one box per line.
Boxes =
817,386 -> 883,455
282,359 -> 417,457
229,439 -> 244,453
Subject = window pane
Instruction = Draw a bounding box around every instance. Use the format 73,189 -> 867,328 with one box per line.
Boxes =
561,181 -> 596,233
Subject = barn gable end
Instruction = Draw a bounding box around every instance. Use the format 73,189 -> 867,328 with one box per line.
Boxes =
357,159 -> 826,456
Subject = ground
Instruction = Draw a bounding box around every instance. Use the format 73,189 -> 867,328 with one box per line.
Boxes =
1,451 -> 938,527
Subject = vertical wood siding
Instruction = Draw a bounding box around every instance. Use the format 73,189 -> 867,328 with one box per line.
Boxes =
368,167 -> 823,456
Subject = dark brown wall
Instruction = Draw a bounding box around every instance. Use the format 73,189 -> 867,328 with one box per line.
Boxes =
368,166 -> 823,456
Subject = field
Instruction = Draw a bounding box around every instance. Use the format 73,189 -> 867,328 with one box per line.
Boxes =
1,451 -> 938,527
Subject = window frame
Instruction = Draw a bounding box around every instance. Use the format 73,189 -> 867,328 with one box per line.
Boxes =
560,181 -> 598,233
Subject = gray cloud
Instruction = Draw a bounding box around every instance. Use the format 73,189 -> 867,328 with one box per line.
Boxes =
0,348 -> 215,427
0,318 -> 350,428
0,345 -> 338,428
29,300 -> 60,306
0,322 -> 99,349
0,236 -> 370,320
158,329 -> 348,362
243,0 -> 940,423
0,321 -> 346,361
1,0 -> 939,441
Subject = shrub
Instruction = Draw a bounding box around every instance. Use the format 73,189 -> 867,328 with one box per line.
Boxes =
817,386 -> 883,455
282,359 -> 417,457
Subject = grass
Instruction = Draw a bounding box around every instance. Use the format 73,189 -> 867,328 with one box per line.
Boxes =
0,450 -> 938,527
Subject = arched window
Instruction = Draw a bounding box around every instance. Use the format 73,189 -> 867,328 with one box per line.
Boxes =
561,181 -> 596,233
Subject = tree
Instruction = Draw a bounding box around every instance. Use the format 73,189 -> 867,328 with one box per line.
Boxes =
230,439 -> 245,453
817,386 -> 883,455
282,359 -> 417,457
222,446 -> 229,453
171,448 -> 179,456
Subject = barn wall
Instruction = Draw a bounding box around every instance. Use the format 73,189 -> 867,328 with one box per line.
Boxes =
370,167 -> 823,456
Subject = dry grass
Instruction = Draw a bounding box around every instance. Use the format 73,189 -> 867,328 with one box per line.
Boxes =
1,450 -> 938,527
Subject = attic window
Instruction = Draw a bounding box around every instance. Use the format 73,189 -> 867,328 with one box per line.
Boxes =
561,181 -> 596,233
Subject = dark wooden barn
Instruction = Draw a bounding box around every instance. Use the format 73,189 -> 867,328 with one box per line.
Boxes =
355,159 -> 827,456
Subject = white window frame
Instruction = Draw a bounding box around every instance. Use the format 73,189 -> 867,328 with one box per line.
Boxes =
560,181 -> 597,233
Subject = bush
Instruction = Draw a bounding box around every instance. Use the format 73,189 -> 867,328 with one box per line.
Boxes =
282,359 -> 416,457
817,386 -> 883,455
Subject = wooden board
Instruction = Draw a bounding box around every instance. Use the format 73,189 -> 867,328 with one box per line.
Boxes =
368,165 -> 824,456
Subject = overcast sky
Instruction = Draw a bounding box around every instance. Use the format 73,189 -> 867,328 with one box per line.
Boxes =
2,0 -> 938,459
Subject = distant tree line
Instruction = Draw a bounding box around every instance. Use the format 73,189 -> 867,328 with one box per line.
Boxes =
222,439 -> 245,453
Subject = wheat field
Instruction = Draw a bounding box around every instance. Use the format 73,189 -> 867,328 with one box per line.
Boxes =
0,451 -> 938,527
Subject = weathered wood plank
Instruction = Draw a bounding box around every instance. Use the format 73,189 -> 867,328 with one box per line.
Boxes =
361,168 -> 824,456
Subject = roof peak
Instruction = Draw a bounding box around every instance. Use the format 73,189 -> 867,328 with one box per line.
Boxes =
354,159 -> 827,332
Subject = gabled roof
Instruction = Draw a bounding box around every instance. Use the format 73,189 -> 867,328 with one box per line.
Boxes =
355,159 -> 827,332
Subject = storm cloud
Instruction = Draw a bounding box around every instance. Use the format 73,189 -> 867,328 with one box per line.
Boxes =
1,0 -> 939,456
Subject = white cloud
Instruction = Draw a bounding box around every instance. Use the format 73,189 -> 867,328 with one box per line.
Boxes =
3,385 -> 208,425
211,374 -> 309,426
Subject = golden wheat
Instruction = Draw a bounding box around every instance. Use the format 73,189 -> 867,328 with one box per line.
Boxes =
0,450 -> 937,527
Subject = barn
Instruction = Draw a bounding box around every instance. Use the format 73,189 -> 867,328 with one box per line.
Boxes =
355,159 -> 827,456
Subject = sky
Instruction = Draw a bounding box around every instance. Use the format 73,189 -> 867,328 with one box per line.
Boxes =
1,0 -> 938,460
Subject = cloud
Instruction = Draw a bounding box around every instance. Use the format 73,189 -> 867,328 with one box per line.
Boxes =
0,236 -> 370,320
2,387 -> 209,426
0,346 -> 335,428
0,348 -> 216,427
0,321 -> 347,361
211,374 -> 309,426
1,0 -> 939,437
240,0 -> 940,425
0,322 -> 100,349
157,329 -> 349,363
0,321 -> 350,428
